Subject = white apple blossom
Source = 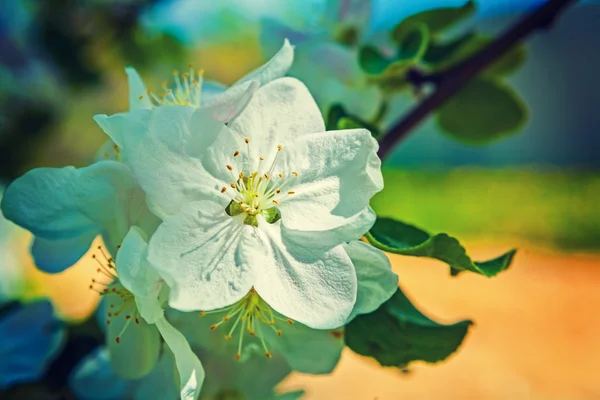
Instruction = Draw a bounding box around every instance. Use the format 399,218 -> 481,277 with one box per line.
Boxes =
93,76 -> 384,331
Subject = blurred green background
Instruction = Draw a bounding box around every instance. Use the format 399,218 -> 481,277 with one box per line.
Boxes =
1,0 -> 598,252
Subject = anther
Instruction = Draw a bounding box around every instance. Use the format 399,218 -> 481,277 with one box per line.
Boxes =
230,183 -> 236,189
248,330 -> 256,336
287,319 -> 294,325
264,173 -> 270,180
276,330 -> 282,336
210,324 -> 219,330
221,187 -> 227,193
226,165 -> 233,171
135,317 -> 140,325
235,353 -> 241,361
244,138 -> 250,144
288,191 -> 295,195
138,95 -> 144,100
225,335 -> 232,340
272,200 -> 279,205
276,189 -> 281,194
265,351 -> 273,359
277,145 -> 282,151
199,311 -> 206,317
239,172 -> 244,179
115,337 -> 121,344
259,156 -> 265,161
278,173 -> 284,179
223,316 -> 231,321
292,171 -> 299,176
233,150 -> 240,157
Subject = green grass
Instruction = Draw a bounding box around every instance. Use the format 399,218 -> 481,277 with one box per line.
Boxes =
372,167 -> 600,251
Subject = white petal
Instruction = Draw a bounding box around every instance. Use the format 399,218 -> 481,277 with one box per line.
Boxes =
125,67 -> 152,111
116,227 -> 164,324
201,80 -> 259,123
148,201 -> 258,311
344,241 -> 398,322
199,80 -> 226,104
253,221 -> 357,329
234,39 -> 294,87
156,317 -> 205,400
96,106 -> 226,218
278,129 -> 382,236
228,77 -> 325,161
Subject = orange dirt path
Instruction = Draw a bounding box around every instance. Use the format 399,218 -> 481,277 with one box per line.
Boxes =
281,244 -> 600,400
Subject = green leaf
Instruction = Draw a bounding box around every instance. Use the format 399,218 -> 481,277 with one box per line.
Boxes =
345,286 -> 472,368
358,46 -> 393,75
435,79 -> 528,144
366,217 -> 517,277
394,22 -> 430,63
337,117 -> 380,137
423,31 -> 476,65
434,36 -> 527,77
398,0 -> 476,36
327,104 -> 381,136
326,104 -> 348,130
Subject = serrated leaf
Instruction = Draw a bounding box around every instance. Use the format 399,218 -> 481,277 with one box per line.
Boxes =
435,79 -> 528,144
345,286 -> 472,368
423,31 -> 476,65
366,217 -> 517,277
398,0 -> 476,36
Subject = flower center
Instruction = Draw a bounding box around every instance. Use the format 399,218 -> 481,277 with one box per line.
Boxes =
219,140 -> 299,227
138,66 -> 205,108
199,288 -> 293,360
89,245 -> 141,344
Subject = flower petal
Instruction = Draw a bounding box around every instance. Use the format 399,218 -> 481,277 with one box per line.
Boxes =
69,347 -> 135,400
0,300 -> 65,388
148,201 -> 258,311
228,77 -> 325,161
278,129 -> 382,237
199,80 -> 226,104
253,221 -> 357,329
281,207 -> 375,255
1,166 -> 96,239
201,80 -> 259,123
344,240 -> 398,322
125,67 -> 152,111
264,318 -> 344,374
96,106 -> 227,218
234,39 -> 294,87
156,317 -> 205,400
106,306 -> 160,380
31,231 -> 98,274
116,227 -> 164,324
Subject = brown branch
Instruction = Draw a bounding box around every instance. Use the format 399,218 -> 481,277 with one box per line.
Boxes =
378,0 -> 580,160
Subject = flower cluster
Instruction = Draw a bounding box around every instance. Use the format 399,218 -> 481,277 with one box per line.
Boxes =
1,39 -> 398,399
